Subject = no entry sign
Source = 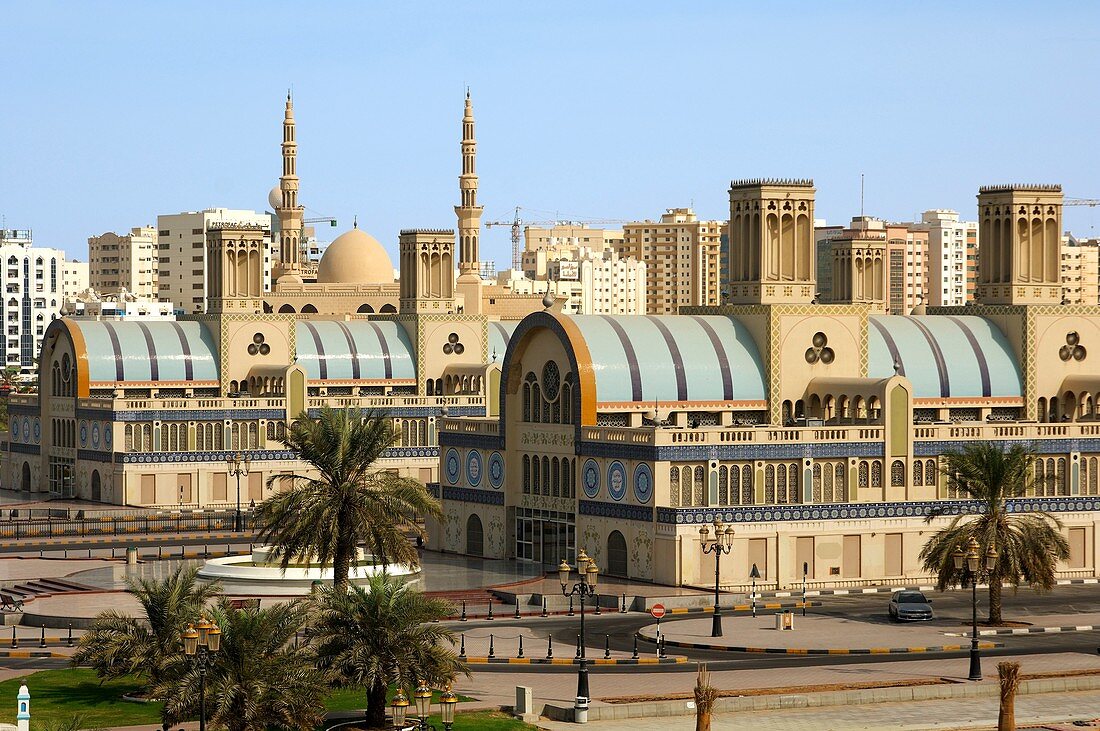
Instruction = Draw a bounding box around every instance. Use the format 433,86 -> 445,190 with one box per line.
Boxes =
651,603 -> 666,619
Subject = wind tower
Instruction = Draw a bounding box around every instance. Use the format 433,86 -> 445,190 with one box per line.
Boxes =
275,92 -> 305,285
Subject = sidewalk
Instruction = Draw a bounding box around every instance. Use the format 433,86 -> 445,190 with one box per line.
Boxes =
536,688 -> 1100,730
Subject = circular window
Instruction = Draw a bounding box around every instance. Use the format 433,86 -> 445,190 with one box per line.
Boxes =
542,361 -> 560,401
448,332 -> 459,344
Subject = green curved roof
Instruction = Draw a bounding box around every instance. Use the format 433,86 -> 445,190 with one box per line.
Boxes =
868,315 -> 1021,398
295,320 -> 415,381
73,320 -> 219,383
564,314 -> 766,404
488,321 -> 517,364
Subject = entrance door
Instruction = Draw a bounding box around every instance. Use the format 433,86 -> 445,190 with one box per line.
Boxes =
607,531 -> 628,577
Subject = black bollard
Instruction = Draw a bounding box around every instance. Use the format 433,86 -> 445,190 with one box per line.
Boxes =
621,593 -> 627,612
67,624 -> 73,648
542,598 -> 548,617
517,635 -> 524,658
40,625 -> 45,648
514,599 -> 521,619
460,600 -> 467,621
604,634 -> 611,659
575,634 -> 581,658
546,636 -> 553,659
568,596 -> 574,616
594,594 -> 601,615
488,634 -> 495,659
487,599 -> 494,620
632,634 -> 639,659
10,626 -> 16,649
459,633 -> 466,659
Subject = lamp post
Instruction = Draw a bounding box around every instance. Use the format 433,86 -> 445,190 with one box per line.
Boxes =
749,563 -> 761,618
699,521 -> 734,637
391,689 -> 409,729
559,551 -> 599,723
182,616 -> 221,731
397,684 -> 458,731
226,452 -> 250,531
953,537 -> 997,681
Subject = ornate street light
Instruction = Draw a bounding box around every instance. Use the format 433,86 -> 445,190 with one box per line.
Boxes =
414,683 -> 433,726
439,686 -> 458,731
226,452 -> 251,531
953,536 -> 989,681
560,554 -> 599,723
391,689 -> 409,728
700,521 -> 734,637
182,617 -> 220,731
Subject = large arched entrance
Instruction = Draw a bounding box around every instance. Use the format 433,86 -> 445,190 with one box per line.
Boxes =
466,514 -> 484,557
607,530 -> 628,577
91,470 -> 102,502
21,462 -> 30,492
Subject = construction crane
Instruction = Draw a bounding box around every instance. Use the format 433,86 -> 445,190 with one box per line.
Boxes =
485,206 -> 628,270
1066,199 -> 1100,207
304,217 -> 338,226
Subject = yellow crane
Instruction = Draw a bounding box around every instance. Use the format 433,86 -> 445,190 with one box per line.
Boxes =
485,206 -> 628,270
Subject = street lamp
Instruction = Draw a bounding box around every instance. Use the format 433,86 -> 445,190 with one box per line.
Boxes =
699,521 -> 734,637
391,688 -> 409,728
749,563 -> 761,618
953,536 -> 996,681
226,452 -> 251,531
182,616 -> 221,731
439,687 -> 458,731
398,684 -> 458,731
559,554 -> 599,723
414,682 -> 433,729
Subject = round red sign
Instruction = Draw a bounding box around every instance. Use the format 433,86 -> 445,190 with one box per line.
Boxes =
651,603 -> 666,619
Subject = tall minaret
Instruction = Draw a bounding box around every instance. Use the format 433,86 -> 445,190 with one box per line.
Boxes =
276,92 -> 304,285
455,90 -> 483,283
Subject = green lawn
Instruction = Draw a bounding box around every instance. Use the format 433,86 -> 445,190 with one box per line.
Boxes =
0,669 -> 532,730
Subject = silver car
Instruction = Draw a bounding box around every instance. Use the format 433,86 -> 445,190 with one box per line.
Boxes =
888,590 -> 934,621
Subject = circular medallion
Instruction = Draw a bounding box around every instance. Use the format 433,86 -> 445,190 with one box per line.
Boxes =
104,425 -> 112,449
582,459 -> 601,499
10,419 -> 18,441
633,463 -> 653,504
22,418 -> 30,442
91,422 -> 101,449
466,450 -> 483,487
488,451 -> 505,490
33,418 -> 40,443
79,421 -> 88,447
445,448 -> 460,485
607,461 -> 627,501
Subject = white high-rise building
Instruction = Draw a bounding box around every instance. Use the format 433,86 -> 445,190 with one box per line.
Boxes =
917,210 -> 978,307
500,246 -> 646,315
156,209 -> 273,314
88,227 -> 157,299
62,260 -> 89,298
0,229 -> 70,374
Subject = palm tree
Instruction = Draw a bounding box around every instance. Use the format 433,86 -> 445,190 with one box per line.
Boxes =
919,442 -> 1071,624
258,406 -> 442,593
311,574 -> 466,728
158,599 -> 326,731
72,565 -> 220,692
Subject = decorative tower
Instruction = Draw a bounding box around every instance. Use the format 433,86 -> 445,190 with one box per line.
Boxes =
207,222 -> 268,314
976,184 -> 1063,305
831,217 -> 888,311
727,179 -> 816,304
275,92 -> 305,285
399,229 -> 456,314
455,91 -> 483,283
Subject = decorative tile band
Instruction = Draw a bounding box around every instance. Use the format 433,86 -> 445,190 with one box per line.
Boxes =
113,446 -> 437,464
7,443 -> 40,456
579,499 -> 653,523
578,440 -> 885,462
657,497 -> 1100,525
442,485 -> 505,506
438,432 -> 504,450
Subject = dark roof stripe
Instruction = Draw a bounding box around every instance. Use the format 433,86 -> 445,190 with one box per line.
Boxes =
648,317 -> 688,401
302,321 -> 328,380
366,321 -> 393,380
945,316 -> 992,397
169,321 -> 194,381
334,322 -> 362,380
492,322 -> 510,348
688,316 -> 734,400
907,318 -> 950,398
598,315 -> 642,402
135,322 -> 159,381
101,322 -> 125,381
868,318 -> 906,377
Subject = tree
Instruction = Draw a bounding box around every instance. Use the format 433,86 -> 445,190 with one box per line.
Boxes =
919,442 -> 1071,624
72,566 -> 220,693
311,574 -> 466,728
257,407 -> 442,593
158,599 -> 326,731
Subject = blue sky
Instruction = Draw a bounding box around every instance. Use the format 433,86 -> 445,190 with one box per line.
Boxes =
3,1 -> 1099,264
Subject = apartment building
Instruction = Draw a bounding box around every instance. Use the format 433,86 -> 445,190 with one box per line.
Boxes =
0,229 -> 69,374
88,227 -> 158,298
885,223 -> 929,314
502,246 -> 646,315
1061,235 -> 1100,305
521,224 -> 624,279
916,210 -> 977,307
156,209 -> 273,314
619,208 -> 721,314
62,260 -> 89,298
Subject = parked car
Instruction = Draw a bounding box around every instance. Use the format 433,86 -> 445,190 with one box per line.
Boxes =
888,590 -> 934,621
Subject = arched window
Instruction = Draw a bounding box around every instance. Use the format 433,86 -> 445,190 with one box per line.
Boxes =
551,457 -> 560,498
681,466 -> 692,506
693,466 -> 705,506
765,464 -> 776,503
606,531 -> 628,577
730,465 -> 741,505
532,455 -> 540,494
835,463 -> 846,501
1034,459 -> 1046,496
823,463 -> 834,502
531,383 -> 541,423
925,460 -> 937,487
465,514 -> 484,557
913,460 -> 923,486
812,463 -> 822,502
522,455 -> 531,494
741,465 -> 754,504
718,466 -> 729,505
858,461 -> 869,489
1057,458 -> 1067,495
541,456 -> 550,496
871,461 -> 882,488
891,460 -> 905,487
248,422 -> 258,448
669,467 -> 680,507
776,463 -> 787,503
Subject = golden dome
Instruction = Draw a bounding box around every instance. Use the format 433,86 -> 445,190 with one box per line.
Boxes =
316,224 -> 395,285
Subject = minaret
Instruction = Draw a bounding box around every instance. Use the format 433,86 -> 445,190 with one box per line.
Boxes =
455,90 -> 483,283
276,92 -> 305,285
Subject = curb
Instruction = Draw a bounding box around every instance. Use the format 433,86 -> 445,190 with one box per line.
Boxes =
457,656 -> 687,666
946,624 -> 1100,637
665,602 -> 819,615
0,649 -> 68,658
641,633 -> 999,655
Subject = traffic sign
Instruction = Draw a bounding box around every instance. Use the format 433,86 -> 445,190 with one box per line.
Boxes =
650,603 -> 666,619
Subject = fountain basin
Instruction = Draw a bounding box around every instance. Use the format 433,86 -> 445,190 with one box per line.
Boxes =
197,546 -> 419,595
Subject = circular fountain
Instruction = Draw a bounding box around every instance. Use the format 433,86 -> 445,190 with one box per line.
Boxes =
197,546 -> 419,595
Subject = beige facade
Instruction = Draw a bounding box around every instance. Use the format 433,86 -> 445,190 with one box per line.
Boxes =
918,210 -> 979,307
62,260 -> 89,300
727,181 -> 816,305
521,225 -> 624,279
885,223 -> 929,314
499,248 -> 646,315
88,227 -> 158,299
620,208 -> 721,314
1061,236 -> 1099,305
